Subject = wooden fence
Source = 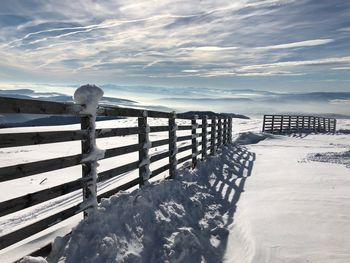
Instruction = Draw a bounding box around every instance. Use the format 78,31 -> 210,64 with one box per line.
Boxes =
0,95 -> 233,256
262,115 -> 336,134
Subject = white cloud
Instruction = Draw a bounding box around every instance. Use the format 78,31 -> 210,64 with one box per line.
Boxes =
239,56 -> 350,71
256,39 -> 334,50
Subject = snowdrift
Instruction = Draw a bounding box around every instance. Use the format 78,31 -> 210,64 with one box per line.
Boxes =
21,145 -> 254,263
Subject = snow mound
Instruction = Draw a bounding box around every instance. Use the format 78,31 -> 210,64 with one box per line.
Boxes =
307,150 -> 350,168
26,144 -> 253,263
47,180 -> 225,263
234,132 -> 274,145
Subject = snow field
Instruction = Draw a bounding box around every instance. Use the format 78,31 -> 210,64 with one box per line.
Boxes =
1,118 -> 349,262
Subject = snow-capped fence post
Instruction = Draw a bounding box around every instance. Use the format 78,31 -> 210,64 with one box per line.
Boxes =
138,111 -> 151,186
202,115 -> 208,160
210,117 -> 217,155
168,112 -> 177,179
191,115 -> 198,168
217,117 -> 222,148
75,85 -> 105,218
228,117 -> 233,143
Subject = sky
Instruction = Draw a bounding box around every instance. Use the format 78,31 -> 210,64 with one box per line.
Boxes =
0,0 -> 350,93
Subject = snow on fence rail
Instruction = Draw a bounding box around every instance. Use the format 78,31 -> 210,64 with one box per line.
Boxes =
262,114 -> 336,134
0,88 -> 233,256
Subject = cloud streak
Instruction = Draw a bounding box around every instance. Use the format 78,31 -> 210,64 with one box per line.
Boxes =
0,0 -> 349,91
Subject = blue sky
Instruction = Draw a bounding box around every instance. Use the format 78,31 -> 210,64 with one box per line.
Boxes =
0,0 -> 350,92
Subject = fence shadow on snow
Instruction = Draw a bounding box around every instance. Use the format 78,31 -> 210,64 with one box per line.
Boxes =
181,144 -> 256,262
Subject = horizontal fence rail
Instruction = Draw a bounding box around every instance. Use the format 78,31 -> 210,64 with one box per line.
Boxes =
0,93 -> 233,258
262,114 -> 336,134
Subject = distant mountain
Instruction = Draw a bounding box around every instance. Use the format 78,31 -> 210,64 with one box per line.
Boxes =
0,89 -> 136,105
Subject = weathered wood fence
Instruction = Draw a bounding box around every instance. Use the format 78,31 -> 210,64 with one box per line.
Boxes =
262,115 -> 336,134
0,95 -> 233,256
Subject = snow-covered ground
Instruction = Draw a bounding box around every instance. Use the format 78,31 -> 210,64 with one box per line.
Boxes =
1,118 -> 350,262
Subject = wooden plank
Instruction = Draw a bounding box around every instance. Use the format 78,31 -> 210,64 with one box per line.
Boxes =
0,179 -> 83,217
177,154 -> 192,165
177,125 -> 192,130
97,161 -> 140,183
177,135 -> 192,142
97,106 -> 143,118
96,127 -> 140,138
0,203 -> 81,250
98,106 -> 173,119
150,151 -> 170,163
175,113 -> 195,120
177,144 -> 192,153
0,154 -> 82,182
104,143 -> 142,159
151,138 -> 170,148
149,126 -> 169,133
0,97 -> 82,115
146,110 -> 173,119
151,164 -> 170,178
0,130 -> 87,148
97,178 -> 140,201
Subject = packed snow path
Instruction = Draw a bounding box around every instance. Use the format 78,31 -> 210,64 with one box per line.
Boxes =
226,133 -> 350,263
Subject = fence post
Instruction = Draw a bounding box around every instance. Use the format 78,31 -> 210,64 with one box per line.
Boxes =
80,117 -> 97,218
301,116 -> 305,132
317,117 -> 320,132
138,111 -> 151,186
77,85 -> 104,218
308,116 -> 311,131
228,117 -> 232,143
262,115 -> 266,132
191,115 -> 198,168
169,112 -> 177,179
202,115 -> 208,160
271,115 -> 275,133
288,116 -> 291,132
333,119 -> 337,133
218,117 -> 222,148
313,117 -> 316,132
223,117 -> 227,144
211,117 -> 217,155
280,115 -> 284,133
